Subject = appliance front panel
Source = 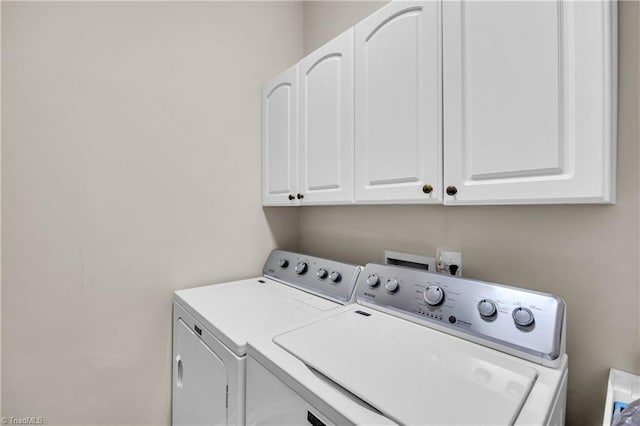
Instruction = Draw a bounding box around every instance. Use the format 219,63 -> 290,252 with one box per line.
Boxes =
173,319 -> 228,426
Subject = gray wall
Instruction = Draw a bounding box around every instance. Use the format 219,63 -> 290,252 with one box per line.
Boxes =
1,2 -> 301,424
299,1 -> 640,425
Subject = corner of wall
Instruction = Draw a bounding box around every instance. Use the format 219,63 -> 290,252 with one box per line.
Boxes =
301,1 -> 389,55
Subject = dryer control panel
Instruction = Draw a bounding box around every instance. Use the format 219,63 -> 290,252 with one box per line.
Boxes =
355,263 -> 565,366
263,250 -> 362,304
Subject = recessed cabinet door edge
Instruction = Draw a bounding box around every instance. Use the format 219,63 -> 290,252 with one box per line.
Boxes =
442,0 -> 617,206
354,1 -> 443,205
298,29 -> 355,206
604,0 -> 618,205
262,65 -> 299,206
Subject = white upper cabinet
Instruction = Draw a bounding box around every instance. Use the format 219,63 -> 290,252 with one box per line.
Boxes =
262,0 -> 616,206
442,0 -> 616,205
263,65 -> 298,206
298,29 -> 355,205
354,1 -> 443,204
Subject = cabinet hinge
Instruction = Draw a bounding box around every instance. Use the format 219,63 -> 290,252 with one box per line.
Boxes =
225,385 -> 229,408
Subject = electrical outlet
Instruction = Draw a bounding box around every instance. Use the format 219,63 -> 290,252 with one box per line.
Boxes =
436,248 -> 462,277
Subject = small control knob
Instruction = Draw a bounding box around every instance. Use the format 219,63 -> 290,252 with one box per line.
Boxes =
294,262 -> 308,275
366,274 -> 380,287
385,279 -> 399,293
512,307 -> 535,327
423,285 -> 444,306
329,271 -> 341,283
316,268 -> 328,279
278,259 -> 289,268
477,299 -> 497,318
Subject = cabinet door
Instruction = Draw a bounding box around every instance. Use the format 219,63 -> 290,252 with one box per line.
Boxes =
354,1 -> 442,204
298,29 -> 354,205
263,65 -> 298,206
443,0 -> 616,205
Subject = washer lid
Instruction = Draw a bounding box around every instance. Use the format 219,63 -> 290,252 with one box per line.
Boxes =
274,308 -> 539,425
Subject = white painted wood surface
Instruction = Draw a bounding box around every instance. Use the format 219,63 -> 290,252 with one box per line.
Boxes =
298,29 -> 355,205
354,1 -> 443,204
443,0 -> 616,204
262,65 -> 299,206
263,0 -> 617,206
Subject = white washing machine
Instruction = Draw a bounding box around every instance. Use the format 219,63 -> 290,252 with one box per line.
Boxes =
246,263 -> 568,425
172,250 -> 362,426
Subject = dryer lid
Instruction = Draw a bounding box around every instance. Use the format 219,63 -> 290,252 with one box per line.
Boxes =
274,308 -> 539,425
175,278 -> 339,356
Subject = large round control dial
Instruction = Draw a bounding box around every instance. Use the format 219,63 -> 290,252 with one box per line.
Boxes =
477,299 -> 497,318
366,274 -> 380,287
385,279 -> 399,293
278,259 -> 289,268
329,271 -> 341,283
512,307 -> 535,327
423,285 -> 445,306
316,268 -> 328,279
294,262 -> 308,275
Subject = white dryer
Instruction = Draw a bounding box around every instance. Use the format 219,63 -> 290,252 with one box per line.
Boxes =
172,250 -> 361,426
246,263 -> 568,425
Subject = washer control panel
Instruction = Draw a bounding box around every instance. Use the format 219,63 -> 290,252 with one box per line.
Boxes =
356,264 -> 565,363
263,250 -> 362,304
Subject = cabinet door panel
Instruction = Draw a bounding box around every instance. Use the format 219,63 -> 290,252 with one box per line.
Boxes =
355,1 -> 442,204
443,0 -> 616,204
299,29 -> 354,204
263,65 -> 298,206
462,2 -> 560,179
